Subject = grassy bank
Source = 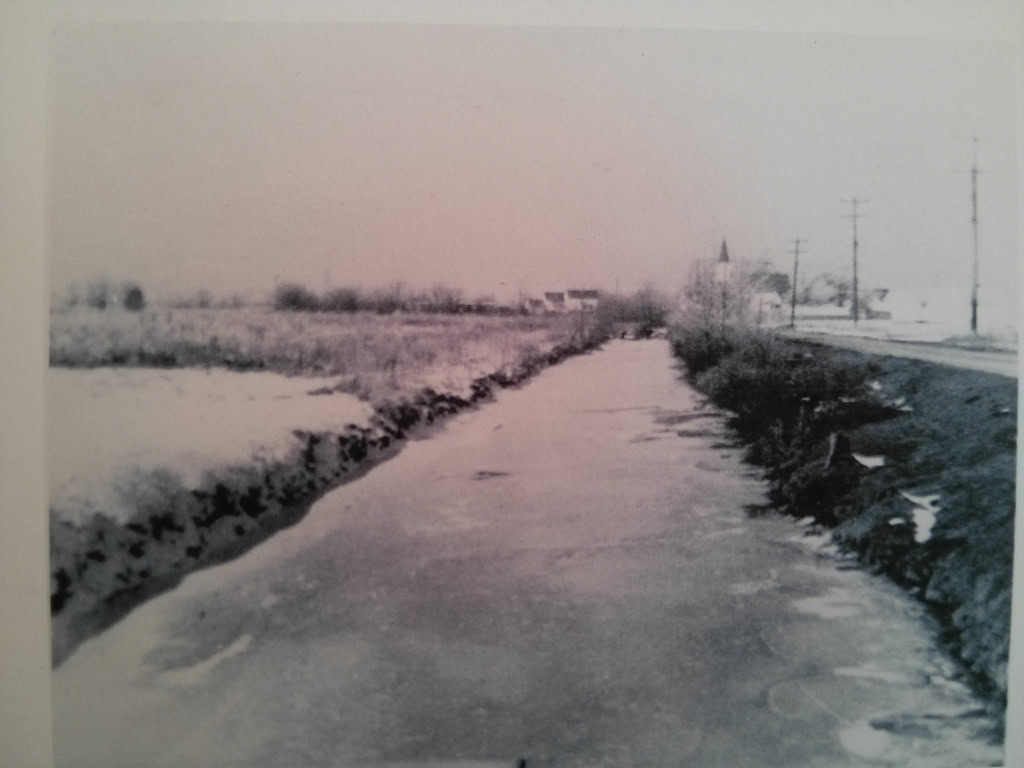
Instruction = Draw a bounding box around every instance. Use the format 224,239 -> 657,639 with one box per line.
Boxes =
50,326 -> 608,665
670,324 -> 1016,712
50,307 -> 579,402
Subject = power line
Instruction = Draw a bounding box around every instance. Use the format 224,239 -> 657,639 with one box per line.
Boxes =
841,198 -> 867,324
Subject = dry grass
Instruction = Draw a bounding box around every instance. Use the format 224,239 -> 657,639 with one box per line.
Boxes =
50,307 -> 579,402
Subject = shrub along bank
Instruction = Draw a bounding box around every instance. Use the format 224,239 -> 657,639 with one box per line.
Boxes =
670,325 -> 1016,712
50,332 -> 607,666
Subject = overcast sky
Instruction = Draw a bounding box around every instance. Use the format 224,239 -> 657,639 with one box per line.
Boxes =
49,23 -> 1017,315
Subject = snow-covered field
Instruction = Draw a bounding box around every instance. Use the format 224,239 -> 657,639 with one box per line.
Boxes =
786,317 -> 1017,349
48,368 -> 374,524
47,309 -> 580,526
784,300 -> 1017,349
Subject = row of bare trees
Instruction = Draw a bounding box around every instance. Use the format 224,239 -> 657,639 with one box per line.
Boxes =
679,257 -> 872,331
680,260 -> 767,329
272,282 -> 469,314
57,279 -> 146,311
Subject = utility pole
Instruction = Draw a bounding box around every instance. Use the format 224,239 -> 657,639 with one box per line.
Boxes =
788,238 -> 806,329
969,136 -> 980,333
955,135 -> 986,332
842,198 -> 867,324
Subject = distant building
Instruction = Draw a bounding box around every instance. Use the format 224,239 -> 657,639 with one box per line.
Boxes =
715,239 -> 733,284
565,289 -> 600,312
521,289 -> 602,314
543,292 -> 567,313
750,291 -> 785,325
868,288 -> 964,324
524,297 -> 547,315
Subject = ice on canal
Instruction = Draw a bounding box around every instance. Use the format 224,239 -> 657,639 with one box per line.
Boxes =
52,341 -> 1004,768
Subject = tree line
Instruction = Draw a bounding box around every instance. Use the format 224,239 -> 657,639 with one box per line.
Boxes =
272,282 -> 467,314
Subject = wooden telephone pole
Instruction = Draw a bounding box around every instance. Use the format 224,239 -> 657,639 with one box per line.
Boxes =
955,135 -> 984,332
842,198 -> 867,324
788,238 -> 806,328
969,136 -> 980,333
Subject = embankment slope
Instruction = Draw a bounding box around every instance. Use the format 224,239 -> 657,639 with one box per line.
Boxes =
671,327 -> 1016,714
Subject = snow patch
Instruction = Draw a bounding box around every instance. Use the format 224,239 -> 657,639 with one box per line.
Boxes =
898,491 -> 941,543
834,663 -> 916,686
793,589 -> 864,619
728,570 -> 779,596
705,525 -> 748,540
910,508 -> 937,543
838,721 -> 890,759
156,634 -> 253,687
929,676 -> 970,694
852,453 -> 886,469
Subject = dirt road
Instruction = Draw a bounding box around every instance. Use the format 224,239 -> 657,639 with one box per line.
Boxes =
781,331 -> 1018,378
52,341 -> 1002,767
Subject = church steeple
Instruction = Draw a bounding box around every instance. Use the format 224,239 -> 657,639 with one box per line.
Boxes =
719,239 -> 730,263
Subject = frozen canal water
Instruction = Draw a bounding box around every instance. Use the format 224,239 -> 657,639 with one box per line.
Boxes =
52,340 -> 1003,767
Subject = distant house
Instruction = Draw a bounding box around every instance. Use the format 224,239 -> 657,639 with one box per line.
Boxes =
526,289 -> 601,314
750,291 -> 785,325
524,297 -> 547,315
565,289 -> 600,312
543,292 -> 567,313
868,288 -> 965,324
865,289 -> 892,320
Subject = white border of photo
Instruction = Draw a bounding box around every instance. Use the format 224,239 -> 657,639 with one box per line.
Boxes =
1,2 -> 1021,766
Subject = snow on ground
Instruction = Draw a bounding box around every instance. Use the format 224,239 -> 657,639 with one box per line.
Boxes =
898,491 -> 941,544
782,311 -> 1018,349
49,368 -> 374,524
851,453 -> 886,469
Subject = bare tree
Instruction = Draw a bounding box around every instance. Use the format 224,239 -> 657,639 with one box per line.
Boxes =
681,258 -> 756,331
429,283 -> 463,313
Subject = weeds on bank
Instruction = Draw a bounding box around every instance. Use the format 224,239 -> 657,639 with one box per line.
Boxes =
49,307 -> 579,399
673,325 -> 887,442
669,323 -> 899,516
670,319 -> 1017,706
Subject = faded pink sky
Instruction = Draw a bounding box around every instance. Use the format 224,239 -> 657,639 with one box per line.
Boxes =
49,24 -> 1017,316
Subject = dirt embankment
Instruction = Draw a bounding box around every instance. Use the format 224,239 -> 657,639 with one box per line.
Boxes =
671,328 -> 1016,714
50,334 -> 605,665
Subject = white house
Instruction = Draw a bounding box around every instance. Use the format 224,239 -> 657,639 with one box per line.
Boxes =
868,288 -> 966,324
565,289 -> 600,312
543,292 -> 567,313
750,291 -> 786,325
527,289 -> 601,314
